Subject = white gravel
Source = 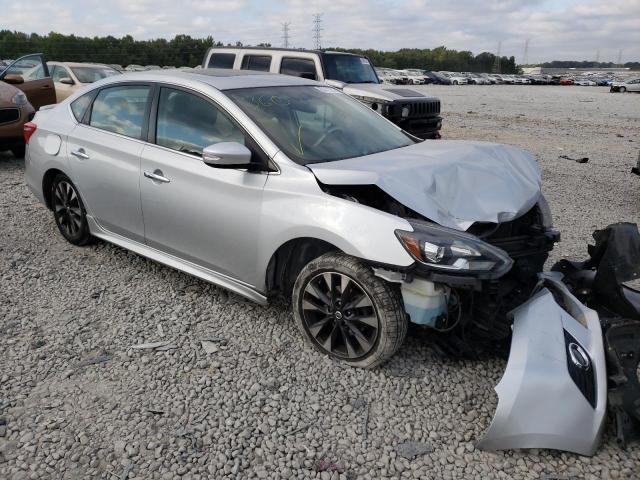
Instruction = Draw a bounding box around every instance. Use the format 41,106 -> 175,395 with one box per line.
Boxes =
1,85 -> 639,479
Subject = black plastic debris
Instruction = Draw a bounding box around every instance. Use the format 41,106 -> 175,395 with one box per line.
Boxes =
559,154 -> 589,164
632,151 -> 640,176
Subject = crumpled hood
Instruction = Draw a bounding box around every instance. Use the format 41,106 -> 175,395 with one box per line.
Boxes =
342,84 -> 435,102
308,140 -> 542,231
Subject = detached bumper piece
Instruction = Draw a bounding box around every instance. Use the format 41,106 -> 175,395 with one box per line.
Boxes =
478,275 -> 607,456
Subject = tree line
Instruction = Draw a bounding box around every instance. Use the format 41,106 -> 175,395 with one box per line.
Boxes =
0,30 -> 519,72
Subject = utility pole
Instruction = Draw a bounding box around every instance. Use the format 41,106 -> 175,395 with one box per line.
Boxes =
617,49 -> 623,67
281,22 -> 291,48
595,48 -> 600,63
492,40 -> 502,73
312,13 -> 323,50
522,38 -> 530,66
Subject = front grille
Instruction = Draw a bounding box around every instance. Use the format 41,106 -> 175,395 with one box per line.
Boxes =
0,108 -> 20,125
408,100 -> 441,116
564,329 -> 597,408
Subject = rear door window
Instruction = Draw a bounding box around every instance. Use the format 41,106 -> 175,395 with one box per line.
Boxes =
207,53 -> 236,69
280,58 -> 317,79
240,55 -> 271,72
89,85 -> 151,139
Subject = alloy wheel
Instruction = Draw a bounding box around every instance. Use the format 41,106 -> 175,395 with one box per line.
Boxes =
301,272 -> 379,359
53,180 -> 83,238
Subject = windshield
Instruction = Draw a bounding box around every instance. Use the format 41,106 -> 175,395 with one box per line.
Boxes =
71,66 -> 120,83
323,54 -> 379,84
226,86 -> 415,165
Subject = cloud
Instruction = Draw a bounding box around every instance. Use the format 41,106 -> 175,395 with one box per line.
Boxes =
2,0 -> 638,62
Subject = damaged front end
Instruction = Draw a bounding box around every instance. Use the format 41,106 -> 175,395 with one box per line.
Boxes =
481,223 -> 640,455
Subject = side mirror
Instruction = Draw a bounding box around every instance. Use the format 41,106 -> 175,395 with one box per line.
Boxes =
202,142 -> 252,168
325,79 -> 346,90
4,74 -> 24,85
60,77 -> 74,85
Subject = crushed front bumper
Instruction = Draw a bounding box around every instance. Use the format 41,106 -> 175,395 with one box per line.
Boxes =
478,273 -> 607,456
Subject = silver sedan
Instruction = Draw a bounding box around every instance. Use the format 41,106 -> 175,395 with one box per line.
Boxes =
26,69 -> 551,369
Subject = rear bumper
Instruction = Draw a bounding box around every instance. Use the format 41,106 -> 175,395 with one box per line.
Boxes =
478,273 -> 607,456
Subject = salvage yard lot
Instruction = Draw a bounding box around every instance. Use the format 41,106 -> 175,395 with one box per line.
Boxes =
1,85 -> 639,479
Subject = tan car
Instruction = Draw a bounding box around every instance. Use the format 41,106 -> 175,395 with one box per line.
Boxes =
0,53 -> 55,157
48,62 -> 120,102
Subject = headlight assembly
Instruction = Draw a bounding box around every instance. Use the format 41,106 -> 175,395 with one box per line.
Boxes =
11,91 -> 28,106
396,220 -> 513,278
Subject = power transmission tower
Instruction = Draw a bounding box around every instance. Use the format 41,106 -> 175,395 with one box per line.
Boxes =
617,49 -> 623,66
522,38 -> 530,66
492,41 -> 502,73
281,22 -> 291,48
595,49 -> 600,63
312,13 -> 323,50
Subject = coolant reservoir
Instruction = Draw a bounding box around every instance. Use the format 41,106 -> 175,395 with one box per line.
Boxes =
401,278 -> 449,328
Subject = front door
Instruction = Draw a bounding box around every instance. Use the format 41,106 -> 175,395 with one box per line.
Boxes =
67,84 -> 152,242
1,54 -> 56,109
140,86 -> 267,285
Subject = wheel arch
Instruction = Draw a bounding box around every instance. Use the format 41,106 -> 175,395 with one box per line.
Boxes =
265,237 -> 343,300
42,168 -> 68,210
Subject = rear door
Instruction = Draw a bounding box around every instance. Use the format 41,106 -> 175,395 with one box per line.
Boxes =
66,83 -> 151,242
0,54 -> 56,109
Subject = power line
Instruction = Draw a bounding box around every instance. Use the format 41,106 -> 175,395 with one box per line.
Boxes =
312,13 -> 323,50
492,40 -> 502,73
281,22 -> 291,49
522,38 -> 530,66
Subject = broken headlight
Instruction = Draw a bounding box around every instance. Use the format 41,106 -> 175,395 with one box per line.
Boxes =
396,220 -> 513,278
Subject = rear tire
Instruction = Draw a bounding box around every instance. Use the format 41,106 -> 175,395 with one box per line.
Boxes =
292,252 -> 408,369
11,144 -> 25,158
51,174 -> 93,246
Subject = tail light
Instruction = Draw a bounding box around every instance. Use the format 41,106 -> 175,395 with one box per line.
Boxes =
24,122 -> 37,144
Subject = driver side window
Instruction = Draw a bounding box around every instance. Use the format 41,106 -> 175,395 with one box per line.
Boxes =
52,65 -> 70,83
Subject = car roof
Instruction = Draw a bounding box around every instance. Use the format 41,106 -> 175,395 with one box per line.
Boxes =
98,68 -> 320,90
49,61 -> 114,68
208,46 -> 362,57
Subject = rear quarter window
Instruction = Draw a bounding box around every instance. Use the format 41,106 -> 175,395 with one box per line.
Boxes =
207,53 -> 236,69
70,92 -> 94,122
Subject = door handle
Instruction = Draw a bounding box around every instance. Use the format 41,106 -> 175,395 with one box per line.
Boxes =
144,170 -> 170,183
70,148 -> 89,160
41,85 -> 51,89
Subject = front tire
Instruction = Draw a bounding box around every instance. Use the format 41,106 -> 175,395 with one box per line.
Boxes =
51,174 -> 92,246
292,252 -> 408,369
620,86 -> 627,93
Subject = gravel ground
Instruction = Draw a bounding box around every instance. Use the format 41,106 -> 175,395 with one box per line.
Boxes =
1,85 -> 639,479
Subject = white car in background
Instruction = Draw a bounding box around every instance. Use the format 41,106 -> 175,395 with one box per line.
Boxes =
610,78 -> 640,92
401,69 -> 428,84
440,72 -> 468,85
47,62 -> 121,102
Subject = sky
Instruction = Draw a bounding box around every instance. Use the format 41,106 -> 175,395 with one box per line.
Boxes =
3,0 -> 640,63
